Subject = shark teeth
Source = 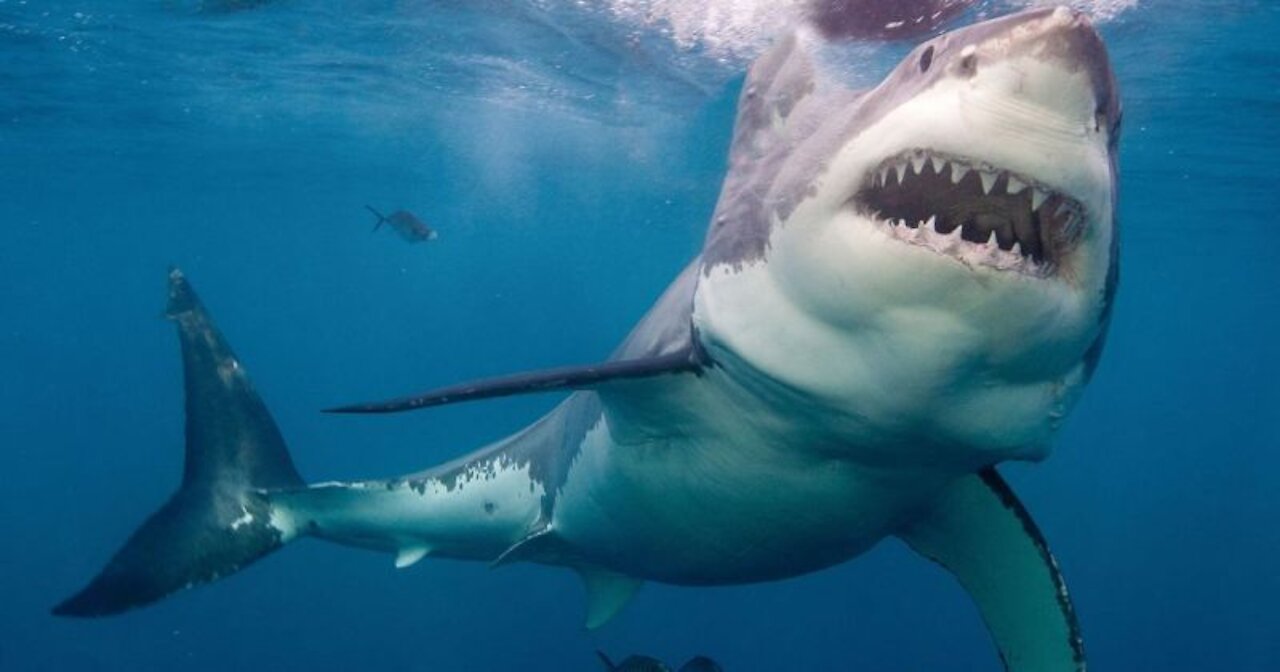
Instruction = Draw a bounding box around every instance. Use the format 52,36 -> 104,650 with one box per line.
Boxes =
878,213 -> 1042,276
858,148 -> 1086,275
1031,188 -> 1049,211
979,170 -> 997,195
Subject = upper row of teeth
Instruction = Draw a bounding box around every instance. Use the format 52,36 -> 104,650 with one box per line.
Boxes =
874,156 -> 1056,211
878,195 -> 1080,230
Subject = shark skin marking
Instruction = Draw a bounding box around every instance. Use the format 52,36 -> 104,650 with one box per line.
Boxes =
58,7 -> 1119,671
273,455 -> 547,563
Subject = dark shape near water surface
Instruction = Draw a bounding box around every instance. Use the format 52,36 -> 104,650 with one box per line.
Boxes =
55,8 -> 1120,672
807,0 -> 973,40
196,0 -> 275,13
598,651 -> 723,672
366,205 -> 437,242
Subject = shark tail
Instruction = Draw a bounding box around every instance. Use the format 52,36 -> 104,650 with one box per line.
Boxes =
52,268 -> 306,617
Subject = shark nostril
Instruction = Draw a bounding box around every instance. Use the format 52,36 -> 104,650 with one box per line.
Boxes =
920,46 -> 934,73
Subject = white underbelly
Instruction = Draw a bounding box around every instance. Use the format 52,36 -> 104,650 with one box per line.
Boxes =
551,413 -> 947,584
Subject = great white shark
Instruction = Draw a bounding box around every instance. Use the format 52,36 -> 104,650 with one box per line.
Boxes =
55,7 -> 1120,671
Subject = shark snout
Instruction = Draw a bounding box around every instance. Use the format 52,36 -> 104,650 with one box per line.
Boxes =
1043,7 -> 1119,130
988,6 -> 1121,136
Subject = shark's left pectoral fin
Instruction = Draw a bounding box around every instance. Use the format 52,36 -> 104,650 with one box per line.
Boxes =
324,345 -> 706,415
898,468 -> 1085,672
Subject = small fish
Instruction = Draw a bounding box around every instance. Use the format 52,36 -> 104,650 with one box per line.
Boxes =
597,651 -> 723,672
365,205 -> 438,243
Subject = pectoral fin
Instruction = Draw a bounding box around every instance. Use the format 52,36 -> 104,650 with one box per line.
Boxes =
394,544 -> 431,569
324,345 -> 705,415
898,468 -> 1085,672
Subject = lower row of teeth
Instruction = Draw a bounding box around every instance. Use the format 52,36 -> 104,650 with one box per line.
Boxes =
880,215 -> 1044,272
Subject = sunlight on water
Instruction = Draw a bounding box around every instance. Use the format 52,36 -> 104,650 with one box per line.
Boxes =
0,0 -> 1143,144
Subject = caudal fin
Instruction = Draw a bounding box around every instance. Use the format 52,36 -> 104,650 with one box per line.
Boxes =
365,204 -> 387,231
52,268 -> 305,617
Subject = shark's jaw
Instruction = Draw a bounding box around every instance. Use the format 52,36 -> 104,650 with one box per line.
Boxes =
829,6 -> 1119,290
855,149 -> 1086,277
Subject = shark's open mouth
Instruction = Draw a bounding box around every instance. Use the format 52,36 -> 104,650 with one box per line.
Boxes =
856,150 -> 1085,275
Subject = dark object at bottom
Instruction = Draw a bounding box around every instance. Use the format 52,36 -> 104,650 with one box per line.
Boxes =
597,650 -> 723,672
677,656 -> 723,672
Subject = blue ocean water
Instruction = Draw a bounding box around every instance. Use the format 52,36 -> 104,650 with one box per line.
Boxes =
1,0 -> 1276,669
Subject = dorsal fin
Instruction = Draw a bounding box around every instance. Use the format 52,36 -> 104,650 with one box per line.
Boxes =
324,345 -> 705,415
727,32 -> 816,162
699,32 -> 827,270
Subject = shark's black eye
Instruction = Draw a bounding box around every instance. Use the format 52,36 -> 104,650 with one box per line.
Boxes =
919,46 -> 934,73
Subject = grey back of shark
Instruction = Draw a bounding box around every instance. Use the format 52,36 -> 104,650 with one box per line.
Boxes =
56,7 -> 1120,671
